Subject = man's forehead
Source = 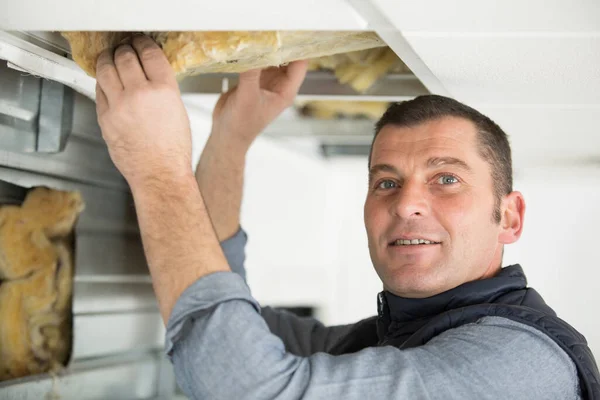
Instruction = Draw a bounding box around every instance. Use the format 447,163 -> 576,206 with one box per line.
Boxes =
377,117 -> 477,143
371,117 -> 479,163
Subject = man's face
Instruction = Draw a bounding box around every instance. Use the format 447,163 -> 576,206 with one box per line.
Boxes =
364,117 -> 511,298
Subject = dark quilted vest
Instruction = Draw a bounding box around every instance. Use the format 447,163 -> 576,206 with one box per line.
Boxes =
329,265 -> 600,399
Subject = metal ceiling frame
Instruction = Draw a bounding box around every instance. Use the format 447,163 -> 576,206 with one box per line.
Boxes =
345,0 -> 450,97
0,31 -> 96,99
0,24 -> 433,102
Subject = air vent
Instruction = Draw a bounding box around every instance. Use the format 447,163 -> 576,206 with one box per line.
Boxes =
0,61 -> 74,153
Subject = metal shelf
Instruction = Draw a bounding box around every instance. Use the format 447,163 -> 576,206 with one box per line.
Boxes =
0,31 -> 96,99
181,71 -> 428,101
264,118 -> 375,143
0,350 -> 166,400
9,31 -> 71,55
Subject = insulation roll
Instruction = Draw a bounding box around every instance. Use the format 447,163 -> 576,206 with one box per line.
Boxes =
0,187 -> 84,381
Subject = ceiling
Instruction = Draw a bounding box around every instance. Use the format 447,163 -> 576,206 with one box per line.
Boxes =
1,0 -> 598,169
183,1 -> 600,169
368,0 -> 600,169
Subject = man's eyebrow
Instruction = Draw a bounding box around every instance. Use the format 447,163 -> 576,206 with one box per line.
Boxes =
427,157 -> 472,172
368,164 -> 400,184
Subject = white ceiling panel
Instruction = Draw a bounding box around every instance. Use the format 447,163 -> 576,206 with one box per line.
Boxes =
401,36 -> 600,104
372,0 -> 600,33
0,0 -> 368,31
363,0 -> 600,164
475,106 -> 600,168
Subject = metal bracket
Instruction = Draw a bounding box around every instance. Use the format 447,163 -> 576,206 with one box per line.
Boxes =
0,61 -> 74,154
37,78 -> 74,153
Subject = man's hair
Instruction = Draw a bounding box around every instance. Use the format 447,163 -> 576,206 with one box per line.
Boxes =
369,95 -> 512,223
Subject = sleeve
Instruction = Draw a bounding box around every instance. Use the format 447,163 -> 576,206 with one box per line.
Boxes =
219,226 -> 249,282
260,306 -> 356,356
220,227 -> 360,356
165,272 -> 581,400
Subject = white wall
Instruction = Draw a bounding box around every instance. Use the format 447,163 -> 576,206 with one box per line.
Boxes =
242,138 -> 333,310
319,158 -> 381,325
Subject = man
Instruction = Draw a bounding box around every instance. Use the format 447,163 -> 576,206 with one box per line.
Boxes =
95,35 -> 599,399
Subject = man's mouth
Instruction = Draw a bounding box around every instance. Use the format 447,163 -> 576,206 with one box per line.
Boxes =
389,239 -> 441,246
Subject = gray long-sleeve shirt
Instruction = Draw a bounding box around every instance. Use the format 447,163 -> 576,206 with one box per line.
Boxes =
165,228 -> 581,399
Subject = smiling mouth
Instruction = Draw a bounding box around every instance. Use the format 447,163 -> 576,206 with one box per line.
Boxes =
389,239 -> 441,246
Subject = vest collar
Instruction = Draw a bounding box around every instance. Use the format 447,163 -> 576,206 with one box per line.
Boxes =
377,264 -> 528,330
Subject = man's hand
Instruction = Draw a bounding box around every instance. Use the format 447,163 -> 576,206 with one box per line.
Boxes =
211,60 -> 309,151
96,35 -> 193,187
195,61 -> 308,241
95,35 -> 230,323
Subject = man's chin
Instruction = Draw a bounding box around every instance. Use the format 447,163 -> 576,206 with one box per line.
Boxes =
382,264 -> 447,298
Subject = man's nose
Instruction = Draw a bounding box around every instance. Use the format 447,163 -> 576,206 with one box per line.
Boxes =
390,179 -> 429,219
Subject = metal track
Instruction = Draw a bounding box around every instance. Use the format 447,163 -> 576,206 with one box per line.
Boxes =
1,30 -> 430,101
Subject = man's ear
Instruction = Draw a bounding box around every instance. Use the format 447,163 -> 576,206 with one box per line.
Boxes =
498,191 -> 526,245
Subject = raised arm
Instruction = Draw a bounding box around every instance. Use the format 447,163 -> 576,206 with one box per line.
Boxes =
195,61 -> 308,242
196,63 -> 358,355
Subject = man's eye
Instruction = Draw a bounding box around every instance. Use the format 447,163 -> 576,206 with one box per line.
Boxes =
377,180 -> 397,190
437,175 -> 459,185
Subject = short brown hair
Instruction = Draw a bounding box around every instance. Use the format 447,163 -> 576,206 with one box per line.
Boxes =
370,95 -> 512,223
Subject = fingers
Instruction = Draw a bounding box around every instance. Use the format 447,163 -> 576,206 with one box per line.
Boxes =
113,44 -> 148,88
282,60 -> 308,96
96,49 -> 123,101
212,89 -> 235,119
131,35 -> 177,86
95,82 -> 108,115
